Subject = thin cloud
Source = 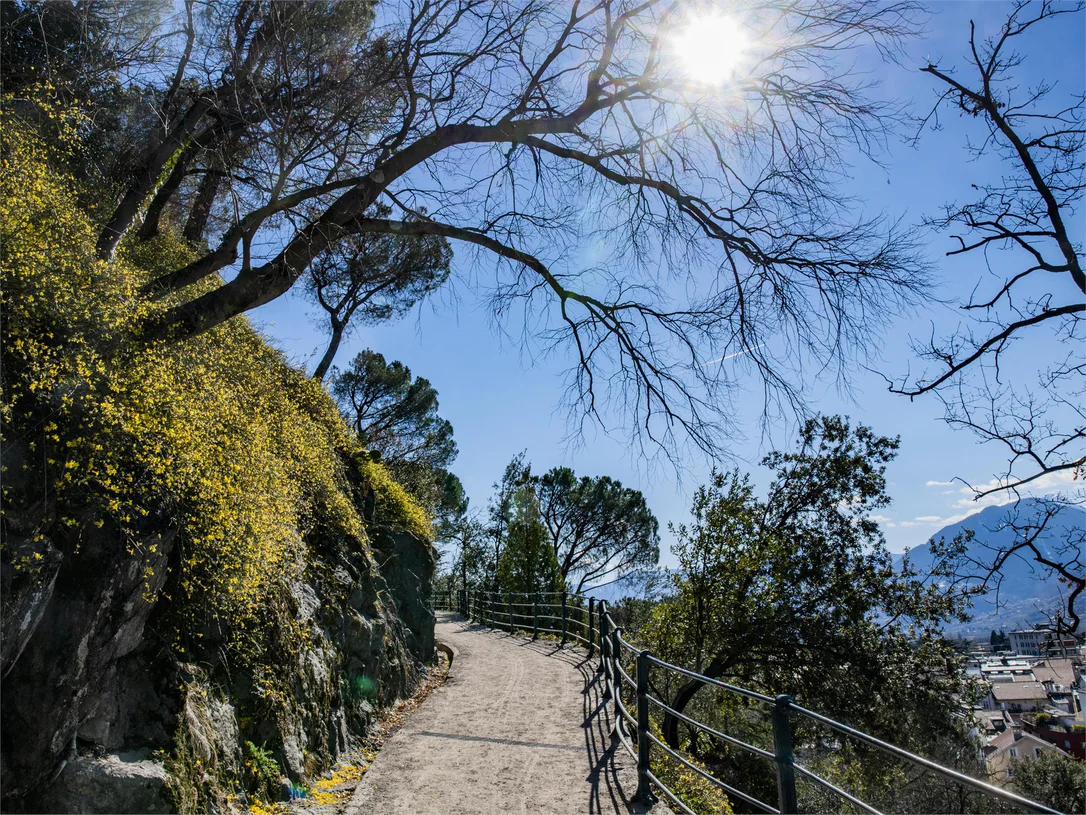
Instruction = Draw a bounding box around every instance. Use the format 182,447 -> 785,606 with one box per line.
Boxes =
952,470 -> 1079,509
926,480 -> 955,487
700,344 -> 766,367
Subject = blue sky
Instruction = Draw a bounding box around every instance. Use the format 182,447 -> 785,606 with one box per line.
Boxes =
249,1 -> 1084,566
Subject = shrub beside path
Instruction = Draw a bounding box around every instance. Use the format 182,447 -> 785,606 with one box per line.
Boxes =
345,612 -> 659,815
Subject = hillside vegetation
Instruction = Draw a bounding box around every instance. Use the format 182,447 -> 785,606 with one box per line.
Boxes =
1,104 -> 435,812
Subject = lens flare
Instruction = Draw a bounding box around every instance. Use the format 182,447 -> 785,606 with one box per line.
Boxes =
672,13 -> 749,85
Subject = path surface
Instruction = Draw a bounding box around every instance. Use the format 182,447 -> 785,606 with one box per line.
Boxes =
346,613 -> 655,815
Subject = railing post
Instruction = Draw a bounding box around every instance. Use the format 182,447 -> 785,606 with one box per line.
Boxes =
508,594 -> 514,634
611,627 -> 623,732
561,591 -> 568,645
532,596 -> 539,640
587,598 -> 596,658
636,650 -> 653,803
772,695 -> 799,815
597,601 -> 608,677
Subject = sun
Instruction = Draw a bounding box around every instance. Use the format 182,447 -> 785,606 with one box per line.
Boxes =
672,13 -> 749,85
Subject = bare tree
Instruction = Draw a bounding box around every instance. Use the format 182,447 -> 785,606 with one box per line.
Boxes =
94,1 -> 389,262
88,0 -> 932,456
306,205 -> 451,382
890,1 -> 1084,629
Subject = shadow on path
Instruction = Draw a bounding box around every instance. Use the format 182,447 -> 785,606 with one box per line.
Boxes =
347,613 -> 665,814
441,616 -> 658,815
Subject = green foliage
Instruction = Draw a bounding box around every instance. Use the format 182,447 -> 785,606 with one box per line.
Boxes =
799,718 -> 999,815
306,203 -> 452,379
333,350 -> 456,468
1010,750 -> 1086,814
243,741 -> 281,801
534,466 -> 659,592
487,452 -> 531,563
442,514 -> 489,592
356,456 -> 433,541
607,597 -> 658,632
989,629 -> 1011,650
496,487 -> 564,596
333,350 -> 460,532
649,723 -> 733,814
162,724 -> 203,815
639,416 -> 974,787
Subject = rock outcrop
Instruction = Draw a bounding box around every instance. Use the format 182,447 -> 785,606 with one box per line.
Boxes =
1,515 -> 435,813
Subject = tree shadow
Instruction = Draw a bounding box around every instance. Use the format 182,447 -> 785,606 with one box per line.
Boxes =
437,613 -> 665,813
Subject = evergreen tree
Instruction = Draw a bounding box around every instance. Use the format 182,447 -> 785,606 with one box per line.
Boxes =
496,486 -> 563,598
1012,751 -> 1086,814
643,416 -> 973,756
534,466 -> 659,593
486,453 -> 530,574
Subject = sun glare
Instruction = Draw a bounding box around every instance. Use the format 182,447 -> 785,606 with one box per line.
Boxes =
672,13 -> 748,85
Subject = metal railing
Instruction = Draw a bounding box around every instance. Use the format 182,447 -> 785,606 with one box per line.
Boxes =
431,588 -> 1062,815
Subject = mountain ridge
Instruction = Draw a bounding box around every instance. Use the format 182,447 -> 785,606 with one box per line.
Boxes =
896,498 -> 1084,637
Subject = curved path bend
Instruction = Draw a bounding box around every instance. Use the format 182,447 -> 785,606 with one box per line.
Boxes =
347,612 -> 660,815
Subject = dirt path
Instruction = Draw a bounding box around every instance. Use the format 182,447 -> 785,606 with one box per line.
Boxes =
345,613 -> 656,815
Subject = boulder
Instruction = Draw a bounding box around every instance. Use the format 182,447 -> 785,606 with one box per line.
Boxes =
37,751 -> 170,814
1,519 -> 175,802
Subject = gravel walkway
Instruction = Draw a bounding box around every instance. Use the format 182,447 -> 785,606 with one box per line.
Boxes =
346,612 -> 659,815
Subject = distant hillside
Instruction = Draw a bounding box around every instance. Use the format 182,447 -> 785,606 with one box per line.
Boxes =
897,498 -> 1085,638
586,499 -> 1083,637
582,571 -> 665,604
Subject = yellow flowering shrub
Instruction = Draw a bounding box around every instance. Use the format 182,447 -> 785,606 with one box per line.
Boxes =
1,110 -> 431,659
356,457 -> 434,541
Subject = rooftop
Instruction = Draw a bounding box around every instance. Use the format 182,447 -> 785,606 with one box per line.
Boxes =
1031,658 -> 1076,687
991,682 -> 1049,702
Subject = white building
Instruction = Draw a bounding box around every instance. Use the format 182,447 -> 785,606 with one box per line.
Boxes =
1009,625 -> 1077,657
985,681 -> 1049,714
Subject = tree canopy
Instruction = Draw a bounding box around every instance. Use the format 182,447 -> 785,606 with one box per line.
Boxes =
306,204 -> 452,381
496,487 -> 564,597
485,452 -> 531,578
1010,750 -> 1086,814
332,350 -> 462,531
642,417 -> 973,751
534,466 -> 659,593
15,0 -> 937,458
